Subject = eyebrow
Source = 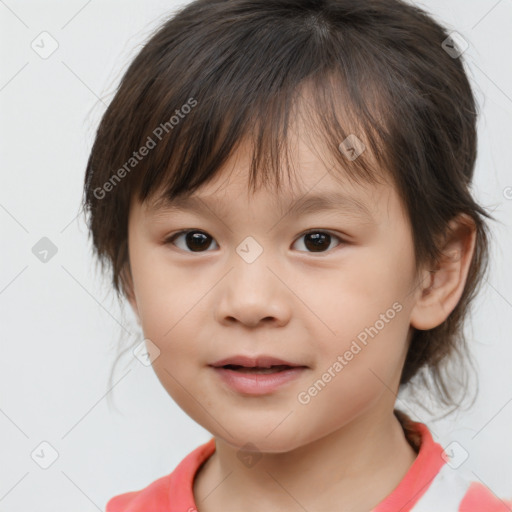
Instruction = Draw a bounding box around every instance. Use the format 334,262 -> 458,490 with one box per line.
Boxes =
148,190 -> 374,221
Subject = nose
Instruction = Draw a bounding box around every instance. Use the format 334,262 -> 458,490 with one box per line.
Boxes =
213,254 -> 292,329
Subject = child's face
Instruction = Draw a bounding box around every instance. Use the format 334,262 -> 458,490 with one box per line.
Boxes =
126,132 -> 425,452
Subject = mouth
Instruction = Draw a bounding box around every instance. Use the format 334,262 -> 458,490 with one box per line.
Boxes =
209,354 -> 308,370
208,355 -> 309,395
219,364 -> 300,374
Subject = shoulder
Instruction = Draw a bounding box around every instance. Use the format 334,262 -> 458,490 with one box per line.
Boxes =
415,466 -> 512,512
105,473 -> 172,512
459,479 -> 512,512
392,411 -> 512,512
105,437 -> 216,512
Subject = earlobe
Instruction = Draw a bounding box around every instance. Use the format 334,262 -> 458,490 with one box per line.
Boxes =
410,214 -> 476,331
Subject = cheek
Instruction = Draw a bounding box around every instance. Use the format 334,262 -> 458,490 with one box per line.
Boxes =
293,311 -> 410,440
130,244 -> 188,337
297,249 -> 414,390
310,307 -> 409,394
130,254 -> 210,375
299,249 -> 412,337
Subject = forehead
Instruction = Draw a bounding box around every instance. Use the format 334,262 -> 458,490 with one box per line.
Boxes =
140,170 -> 396,236
139,121 -> 394,223
146,185 -> 376,223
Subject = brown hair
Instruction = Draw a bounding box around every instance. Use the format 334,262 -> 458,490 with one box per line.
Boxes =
82,0 -> 494,416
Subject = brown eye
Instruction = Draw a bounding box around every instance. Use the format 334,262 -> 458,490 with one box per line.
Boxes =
166,230 -> 218,252
293,230 -> 343,253
165,229 -> 344,255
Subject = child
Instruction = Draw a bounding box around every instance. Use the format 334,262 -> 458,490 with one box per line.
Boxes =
83,0 -> 512,510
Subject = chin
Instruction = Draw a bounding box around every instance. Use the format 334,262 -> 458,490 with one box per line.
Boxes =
215,427 -> 308,455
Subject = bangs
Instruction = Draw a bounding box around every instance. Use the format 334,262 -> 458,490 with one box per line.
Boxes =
125,22 -> 395,210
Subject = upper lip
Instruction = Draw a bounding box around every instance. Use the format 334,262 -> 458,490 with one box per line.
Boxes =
209,355 -> 307,368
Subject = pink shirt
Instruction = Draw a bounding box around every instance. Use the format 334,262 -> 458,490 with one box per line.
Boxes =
106,419 -> 512,511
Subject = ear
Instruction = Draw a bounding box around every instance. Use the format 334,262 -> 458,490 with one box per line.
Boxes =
410,214 -> 477,331
119,262 -> 141,326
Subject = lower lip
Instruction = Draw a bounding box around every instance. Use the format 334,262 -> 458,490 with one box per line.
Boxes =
211,366 -> 306,395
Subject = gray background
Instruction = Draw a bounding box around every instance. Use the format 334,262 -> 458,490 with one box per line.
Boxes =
1,0 -> 511,509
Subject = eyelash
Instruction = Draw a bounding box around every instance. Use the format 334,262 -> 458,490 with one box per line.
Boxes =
163,229 -> 346,255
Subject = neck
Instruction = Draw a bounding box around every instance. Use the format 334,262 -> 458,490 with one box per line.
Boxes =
193,409 -> 418,512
